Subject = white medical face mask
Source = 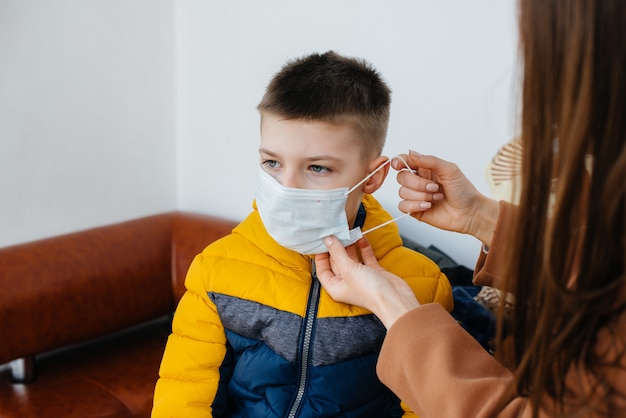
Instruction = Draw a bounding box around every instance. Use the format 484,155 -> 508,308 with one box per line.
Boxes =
254,157 -> 413,255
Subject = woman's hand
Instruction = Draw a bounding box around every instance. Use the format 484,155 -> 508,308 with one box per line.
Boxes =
392,150 -> 500,247
315,236 -> 420,329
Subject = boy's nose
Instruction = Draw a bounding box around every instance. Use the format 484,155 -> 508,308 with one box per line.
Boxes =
279,170 -> 301,188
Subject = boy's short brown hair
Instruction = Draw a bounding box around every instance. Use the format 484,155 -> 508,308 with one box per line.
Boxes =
258,51 -> 391,159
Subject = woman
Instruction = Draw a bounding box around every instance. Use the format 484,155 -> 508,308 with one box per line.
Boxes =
315,0 -> 626,416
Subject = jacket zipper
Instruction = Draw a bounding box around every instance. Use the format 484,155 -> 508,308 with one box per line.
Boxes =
287,261 -> 320,418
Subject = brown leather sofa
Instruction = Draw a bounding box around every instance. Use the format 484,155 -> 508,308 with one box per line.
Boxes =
0,212 -> 238,418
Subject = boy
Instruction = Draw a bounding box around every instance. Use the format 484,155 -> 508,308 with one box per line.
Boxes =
152,51 -> 453,417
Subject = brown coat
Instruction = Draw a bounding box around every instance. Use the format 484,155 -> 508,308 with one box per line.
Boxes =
377,201 -> 626,417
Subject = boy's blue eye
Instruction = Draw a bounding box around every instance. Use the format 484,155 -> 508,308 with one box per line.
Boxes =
264,160 -> 279,169
310,165 -> 330,174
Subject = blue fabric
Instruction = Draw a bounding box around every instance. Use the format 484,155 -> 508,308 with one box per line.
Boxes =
401,236 -> 497,352
216,330 -> 401,417
450,286 -> 496,352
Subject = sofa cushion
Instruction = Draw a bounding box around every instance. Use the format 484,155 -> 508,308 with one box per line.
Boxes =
0,317 -> 171,418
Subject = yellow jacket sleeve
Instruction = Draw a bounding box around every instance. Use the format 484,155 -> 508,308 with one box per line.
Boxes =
152,254 -> 227,418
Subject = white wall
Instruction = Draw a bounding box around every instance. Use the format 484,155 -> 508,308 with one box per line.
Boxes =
0,1 -> 517,267
176,1 -> 519,267
0,1 -> 177,247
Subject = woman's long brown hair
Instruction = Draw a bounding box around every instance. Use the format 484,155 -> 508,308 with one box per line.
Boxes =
502,0 -> 626,415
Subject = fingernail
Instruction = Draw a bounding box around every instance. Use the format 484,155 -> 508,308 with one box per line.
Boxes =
420,202 -> 432,209
409,150 -> 422,157
324,236 -> 333,246
426,183 -> 439,192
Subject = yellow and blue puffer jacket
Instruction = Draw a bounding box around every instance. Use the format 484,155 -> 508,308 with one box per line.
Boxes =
153,194 -> 453,417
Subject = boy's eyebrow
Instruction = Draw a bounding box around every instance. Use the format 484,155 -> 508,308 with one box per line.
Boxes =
258,148 -> 278,157
304,155 -> 343,163
259,148 -> 343,163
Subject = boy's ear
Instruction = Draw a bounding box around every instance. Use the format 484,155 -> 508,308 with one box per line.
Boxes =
362,156 -> 390,194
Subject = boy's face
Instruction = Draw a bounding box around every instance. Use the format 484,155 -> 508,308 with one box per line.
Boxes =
259,112 -> 373,227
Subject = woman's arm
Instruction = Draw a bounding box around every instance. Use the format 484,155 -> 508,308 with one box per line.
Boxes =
377,304 -> 525,418
473,200 -> 520,287
315,237 -> 526,417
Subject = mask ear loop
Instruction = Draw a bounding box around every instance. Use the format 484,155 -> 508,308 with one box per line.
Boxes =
346,158 -> 392,195
361,154 -> 416,235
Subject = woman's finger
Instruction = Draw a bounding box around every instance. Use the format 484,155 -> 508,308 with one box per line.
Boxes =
355,237 -> 380,269
315,250 -> 332,277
